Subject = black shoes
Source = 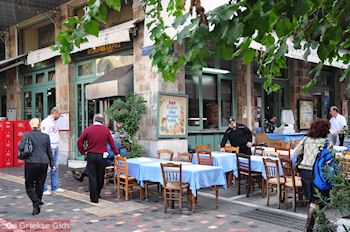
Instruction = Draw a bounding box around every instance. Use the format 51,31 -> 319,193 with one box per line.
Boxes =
39,202 -> 44,205
32,206 -> 40,215
91,199 -> 98,203
74,173 -> 87,182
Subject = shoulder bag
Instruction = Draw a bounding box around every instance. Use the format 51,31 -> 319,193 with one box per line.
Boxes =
17,136 -> 33,160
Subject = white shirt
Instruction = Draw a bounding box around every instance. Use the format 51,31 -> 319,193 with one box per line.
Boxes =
330,114 -> 347,134
41,116 -> 60,148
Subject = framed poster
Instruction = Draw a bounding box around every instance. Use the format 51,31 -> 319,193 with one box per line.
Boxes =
342,100 -> 348,119
157,92 -> 188,138
57,113 -> 70,131
299,100 -> 313,130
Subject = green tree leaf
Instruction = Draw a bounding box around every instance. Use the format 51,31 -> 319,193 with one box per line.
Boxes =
242,48 -> 256,64
105,0 -> 121,11
85,20 -> 99,36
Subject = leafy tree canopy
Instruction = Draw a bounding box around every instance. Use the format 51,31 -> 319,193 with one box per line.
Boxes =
53,0 -> 350,93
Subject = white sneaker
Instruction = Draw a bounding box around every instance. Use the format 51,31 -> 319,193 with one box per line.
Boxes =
43,190 -> 52,196
54,188 -> 65,193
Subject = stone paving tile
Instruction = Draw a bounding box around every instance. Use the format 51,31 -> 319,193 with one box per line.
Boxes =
0,165 -> 300,231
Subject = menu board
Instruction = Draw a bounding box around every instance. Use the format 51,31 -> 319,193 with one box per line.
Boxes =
299,100 -> 313,130
157,93 -> 188,138
57,113 -> 70,131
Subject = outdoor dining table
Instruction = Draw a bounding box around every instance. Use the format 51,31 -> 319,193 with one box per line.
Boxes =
122,157 -> 226,212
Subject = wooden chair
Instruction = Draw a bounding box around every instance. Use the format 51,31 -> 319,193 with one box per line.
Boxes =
263,150 -> 280,158
289,140 -> 301,149
177,152 -> 193,162
262,157 -> 286,209
115,156 -> 144,201
157,150 -> 174,161
253,147 -> 264,156
339,153 -> 350,180
282,159 -> 303,211
223,146 -> 239,187
195,145 -> 212,166
224,146 -> 239,153
274,147 -> 291,161
104,165 -> 116,188
160,163 -> 192,213
218,144 -> 231,150
236,153 -> 264,197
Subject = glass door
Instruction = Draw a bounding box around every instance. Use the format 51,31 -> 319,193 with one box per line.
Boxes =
75,83 -> 99,160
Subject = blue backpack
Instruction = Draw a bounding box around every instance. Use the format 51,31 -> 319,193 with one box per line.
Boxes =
313,139 -> 338,190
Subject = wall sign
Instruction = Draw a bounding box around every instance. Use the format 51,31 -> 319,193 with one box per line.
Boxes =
299,100 -> 313,130
57,113 -> 70,131
157,92 -> 188,138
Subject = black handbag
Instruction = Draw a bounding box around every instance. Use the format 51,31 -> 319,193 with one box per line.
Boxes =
17,137 -> 33,160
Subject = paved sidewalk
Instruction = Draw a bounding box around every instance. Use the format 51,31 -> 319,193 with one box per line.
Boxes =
0,165 -> 302,232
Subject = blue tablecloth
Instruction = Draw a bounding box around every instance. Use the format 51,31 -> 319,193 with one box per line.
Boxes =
118,157 -> 165,181
138,162 -> 226,197
266,133 -> 305,143
192,151 -> 236,173
333,146 -> 348,153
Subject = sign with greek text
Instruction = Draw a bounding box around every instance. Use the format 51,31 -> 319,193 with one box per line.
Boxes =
157,93 -> 188,138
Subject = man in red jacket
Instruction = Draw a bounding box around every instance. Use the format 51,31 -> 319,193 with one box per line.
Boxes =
77,113 -> 119,203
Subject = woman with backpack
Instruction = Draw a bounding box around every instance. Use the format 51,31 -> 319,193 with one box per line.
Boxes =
294,119 -> 334,232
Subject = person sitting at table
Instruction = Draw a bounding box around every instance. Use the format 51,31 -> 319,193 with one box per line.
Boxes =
264,113 -> 277,133
219,117 -> 252,155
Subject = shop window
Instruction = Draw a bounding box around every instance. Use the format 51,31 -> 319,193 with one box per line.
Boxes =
38,24 -> 55,49
36,73 -> 45,83
21,20 -> 55,54
220,79 -> 232,126
185,74 -> 200,127
24,75 -> 33,85
78,63 -> 93,76
203,75 -> 218,129
24,91 -> 32,120
48,71 -> 56,81
47,88 -> 56,115
96,55 -> 133,76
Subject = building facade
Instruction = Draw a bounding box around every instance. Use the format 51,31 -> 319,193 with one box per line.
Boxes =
0,0 -> 349,164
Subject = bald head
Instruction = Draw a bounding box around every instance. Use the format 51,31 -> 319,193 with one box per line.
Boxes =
50,107 -> 61,120
93,114 -> 104,124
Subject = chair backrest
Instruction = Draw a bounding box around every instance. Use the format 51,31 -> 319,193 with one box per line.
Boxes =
262,157 -> 285,182
274,147 -> 291,161
119,145 -> 128,158
115,156 -> 128,177
196,145 -> 212,153
225,146 -> 239,153
253,147 -> 264,156
160,163 -> 182,187
289,140 -> 301,149
236,153 -> 251,175
157,149 -> 174,161
340,154 -> 350,180
196,145 -> 212,166
218,144 -> 231,150
263,150 -> 280,158
177,152 -> 193,162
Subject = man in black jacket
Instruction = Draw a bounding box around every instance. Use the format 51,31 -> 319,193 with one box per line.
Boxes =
219,117 -> 253,155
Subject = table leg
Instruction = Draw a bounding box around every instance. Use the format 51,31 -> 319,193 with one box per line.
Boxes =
192,193 -> 196,213
215,185 -> 219,209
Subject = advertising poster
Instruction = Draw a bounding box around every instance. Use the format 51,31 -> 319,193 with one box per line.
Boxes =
157,93 -> 188,138
299,100 -> 313,130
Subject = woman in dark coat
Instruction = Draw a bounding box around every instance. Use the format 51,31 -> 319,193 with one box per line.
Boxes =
18,118 -> 55,215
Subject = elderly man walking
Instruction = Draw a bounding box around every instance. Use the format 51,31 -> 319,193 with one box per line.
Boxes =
329,106 -> 348,146
77,114 -> 119,203
41,107 -> 64,195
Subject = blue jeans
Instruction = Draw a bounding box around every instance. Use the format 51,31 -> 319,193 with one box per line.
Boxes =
44,148 -> 59,191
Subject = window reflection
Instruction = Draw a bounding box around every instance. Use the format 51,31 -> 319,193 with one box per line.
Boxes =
96,55 -> 133,76
202,75 -> 218,129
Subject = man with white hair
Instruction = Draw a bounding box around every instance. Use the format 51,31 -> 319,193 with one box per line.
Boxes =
329,106 -> 348,146
77,113 -> 120,203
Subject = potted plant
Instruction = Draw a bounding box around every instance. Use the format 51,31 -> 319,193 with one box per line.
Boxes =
314,154 -> 350,232
105,92 -> 147,158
